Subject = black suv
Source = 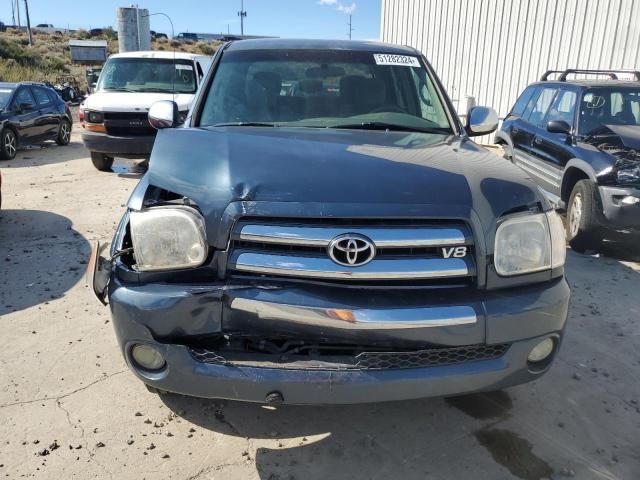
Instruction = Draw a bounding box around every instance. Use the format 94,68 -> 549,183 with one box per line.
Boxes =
496,69 -> 640,252
0,81 -> 73,160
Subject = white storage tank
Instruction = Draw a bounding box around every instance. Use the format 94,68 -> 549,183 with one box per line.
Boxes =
117,6 -> 151,53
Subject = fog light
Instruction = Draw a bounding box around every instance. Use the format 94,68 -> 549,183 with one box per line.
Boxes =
527,338 -> 554,363
620,195 -> 640,206
131,344 -> 166,371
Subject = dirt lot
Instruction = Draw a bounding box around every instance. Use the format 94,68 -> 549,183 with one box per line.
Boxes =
0,125 -> 639,480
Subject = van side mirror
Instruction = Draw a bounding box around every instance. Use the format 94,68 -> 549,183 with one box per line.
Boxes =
148,100 -> 179,129
547,120 -> 571,135
466,106 -> 499,136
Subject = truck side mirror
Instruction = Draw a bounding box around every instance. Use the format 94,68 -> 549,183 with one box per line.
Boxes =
148,100 -> 179,129
466,106 -> 499,136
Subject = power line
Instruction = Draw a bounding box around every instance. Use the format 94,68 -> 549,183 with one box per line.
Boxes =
238,0 -> 247,36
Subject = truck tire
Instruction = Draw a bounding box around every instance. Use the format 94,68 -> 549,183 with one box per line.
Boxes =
0,128 -> 17,160
566,179 -> 602,253
91,152 -> 114,171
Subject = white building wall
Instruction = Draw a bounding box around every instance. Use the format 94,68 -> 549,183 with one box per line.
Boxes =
381,0 -> 640,138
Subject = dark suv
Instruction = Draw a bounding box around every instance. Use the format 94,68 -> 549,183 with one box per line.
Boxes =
90,39 -> 570,405
496,69 -> 640,252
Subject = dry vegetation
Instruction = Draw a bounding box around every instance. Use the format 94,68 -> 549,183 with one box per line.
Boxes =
0,29 -> 220,90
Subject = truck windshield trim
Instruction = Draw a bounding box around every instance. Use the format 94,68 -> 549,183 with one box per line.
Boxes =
197,49 -> 454,133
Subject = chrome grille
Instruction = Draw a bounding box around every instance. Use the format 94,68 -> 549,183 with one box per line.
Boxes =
227,218 -> 475,282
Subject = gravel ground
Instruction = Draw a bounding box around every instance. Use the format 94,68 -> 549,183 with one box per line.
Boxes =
0,125 -> 639,480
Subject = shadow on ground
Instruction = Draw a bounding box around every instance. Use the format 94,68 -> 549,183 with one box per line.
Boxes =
0,140 -> 89,169
158,390 -> 552,480
0,209 -> 90,315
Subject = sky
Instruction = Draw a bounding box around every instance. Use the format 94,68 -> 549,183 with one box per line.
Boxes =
6,0 -> 382,40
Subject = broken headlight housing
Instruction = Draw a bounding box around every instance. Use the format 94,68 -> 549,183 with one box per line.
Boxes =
494,211 -> 565,276
129,206 -> 208,271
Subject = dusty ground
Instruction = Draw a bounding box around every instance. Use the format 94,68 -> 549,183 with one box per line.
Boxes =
0,126 -> 639,480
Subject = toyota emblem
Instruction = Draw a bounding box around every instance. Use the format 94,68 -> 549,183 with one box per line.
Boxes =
328,234 -> 376,267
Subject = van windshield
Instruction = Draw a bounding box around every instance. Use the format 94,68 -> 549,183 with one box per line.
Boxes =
97,57 -> 196,94
199,49 -> 453,133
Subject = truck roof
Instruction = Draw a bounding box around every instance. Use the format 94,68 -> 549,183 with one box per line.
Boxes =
225,38 -> 420,55
108,51 -> 208,60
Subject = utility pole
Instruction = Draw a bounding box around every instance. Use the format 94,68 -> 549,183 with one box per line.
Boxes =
23,0 -> 32,45
11,0 -> 16,26
347,14 -> 354,40
238,0 -> 246,36
16,0 -> 21,28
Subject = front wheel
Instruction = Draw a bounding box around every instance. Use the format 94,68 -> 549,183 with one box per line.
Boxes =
566,179 -> 602,253
0,129 -> 17,160
90,152 -> 114,171
56,119 -> 71,145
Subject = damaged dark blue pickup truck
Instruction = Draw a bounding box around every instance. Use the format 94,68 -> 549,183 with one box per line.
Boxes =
90,39 -> 570,405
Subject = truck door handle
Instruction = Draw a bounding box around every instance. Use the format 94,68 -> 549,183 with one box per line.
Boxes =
512,127 -> 520,134
533,136 -> 543,145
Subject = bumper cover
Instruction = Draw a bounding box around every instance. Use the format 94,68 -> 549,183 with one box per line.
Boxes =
599,185 -> 640,232
107,276 -> 570,404
81,130 -> 155,157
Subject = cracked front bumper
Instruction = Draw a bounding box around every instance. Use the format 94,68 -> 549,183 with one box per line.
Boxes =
107,276 -> 570,405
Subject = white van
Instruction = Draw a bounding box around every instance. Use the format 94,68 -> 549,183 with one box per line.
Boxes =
80,51 -> 212,171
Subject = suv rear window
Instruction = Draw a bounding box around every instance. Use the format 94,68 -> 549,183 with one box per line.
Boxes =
199,49 -> 452,132
32,86 -> 51,106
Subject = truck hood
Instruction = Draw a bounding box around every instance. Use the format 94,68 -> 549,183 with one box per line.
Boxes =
143,127 -> 544,243
82,91 -> 194,112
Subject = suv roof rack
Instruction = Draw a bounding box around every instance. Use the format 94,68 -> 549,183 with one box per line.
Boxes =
540,68 -> 640,82
540,69 -> 640,82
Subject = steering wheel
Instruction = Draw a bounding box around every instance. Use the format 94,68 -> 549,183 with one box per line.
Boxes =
370,105 -> 407,114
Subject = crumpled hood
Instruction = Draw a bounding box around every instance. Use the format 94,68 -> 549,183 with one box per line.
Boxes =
144,127 -> 543,242
602,124 -> 640,150
82,91 -> 194,112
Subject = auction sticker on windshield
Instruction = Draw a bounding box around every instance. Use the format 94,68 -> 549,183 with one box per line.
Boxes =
373,54 -> 420,67
175,64 -> 193,70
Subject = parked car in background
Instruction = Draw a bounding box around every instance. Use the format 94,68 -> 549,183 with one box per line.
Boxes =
80,51 -> 212,171
496,69 -> 640,252
0,82 -> 73,160
90,39 -> 569,405
33,23 -> 70,34
176,32 -> 199,42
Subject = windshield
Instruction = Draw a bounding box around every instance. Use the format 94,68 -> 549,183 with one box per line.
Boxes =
0,87 -> 14,110
199,49 -> 452,132
579,87 -> 640,135
96,57 -> 196,94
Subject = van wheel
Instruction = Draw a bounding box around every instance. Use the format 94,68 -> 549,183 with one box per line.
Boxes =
566,180 -> 602,253
0,129 -> 17,160
56,119 -> 71,145
91,152 -> 114,171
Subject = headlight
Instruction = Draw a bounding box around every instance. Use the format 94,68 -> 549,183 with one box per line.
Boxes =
86,110 -> 104,123
129,207 -> 208,271
494,211 -> 565,276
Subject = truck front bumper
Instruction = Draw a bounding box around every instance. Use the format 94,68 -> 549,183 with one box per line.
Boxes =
106,274 -> 571,405
81,131 -> 155,158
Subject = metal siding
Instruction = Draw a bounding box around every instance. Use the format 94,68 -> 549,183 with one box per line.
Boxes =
381,0 -> 640,143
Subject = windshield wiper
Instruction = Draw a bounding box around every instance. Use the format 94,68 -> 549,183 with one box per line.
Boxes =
330,122 -> 449,134
212,122 -> 278,127
137,88 -> 178,93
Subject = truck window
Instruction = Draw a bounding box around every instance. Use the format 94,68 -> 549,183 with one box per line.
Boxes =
199,49 -> 452,132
